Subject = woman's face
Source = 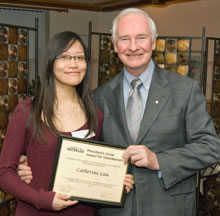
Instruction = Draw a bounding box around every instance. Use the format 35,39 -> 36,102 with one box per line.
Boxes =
53,40 -> 87,89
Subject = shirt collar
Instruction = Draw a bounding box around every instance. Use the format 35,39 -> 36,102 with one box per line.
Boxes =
123,59 -> 155,90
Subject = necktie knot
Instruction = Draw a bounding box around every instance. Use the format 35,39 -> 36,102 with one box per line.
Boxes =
131,78 -> 142,89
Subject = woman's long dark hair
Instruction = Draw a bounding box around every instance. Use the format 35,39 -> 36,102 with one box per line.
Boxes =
29,31 -> 97,141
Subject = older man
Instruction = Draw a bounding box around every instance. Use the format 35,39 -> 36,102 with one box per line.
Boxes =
93,8 -> 219,216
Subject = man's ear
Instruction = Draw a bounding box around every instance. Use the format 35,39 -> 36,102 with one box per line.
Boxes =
152,39 -> 156,51
112,38 -> 118,53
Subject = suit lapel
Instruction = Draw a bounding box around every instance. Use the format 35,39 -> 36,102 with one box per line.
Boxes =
103,67 -> 172,145
104,73 -> 132,145
136,67 -> 171,144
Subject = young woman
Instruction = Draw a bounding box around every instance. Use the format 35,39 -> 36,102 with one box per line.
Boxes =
0,31 -> 133,216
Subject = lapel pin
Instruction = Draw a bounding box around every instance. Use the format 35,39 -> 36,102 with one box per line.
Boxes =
155,100 -> 159,104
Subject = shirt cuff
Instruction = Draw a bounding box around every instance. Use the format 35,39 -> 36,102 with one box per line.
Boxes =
158,170 -> 162,179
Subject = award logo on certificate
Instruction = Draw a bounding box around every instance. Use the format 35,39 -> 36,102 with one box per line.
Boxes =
49,135 -> 130,206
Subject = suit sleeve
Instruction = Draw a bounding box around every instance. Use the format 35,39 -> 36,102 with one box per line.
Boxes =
157,81 -> 220,189
91,88 -> 103,110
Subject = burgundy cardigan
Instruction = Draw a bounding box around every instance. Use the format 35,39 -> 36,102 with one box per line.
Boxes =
0,98 -> 103,216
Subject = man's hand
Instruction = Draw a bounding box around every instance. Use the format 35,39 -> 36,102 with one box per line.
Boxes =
52,193 -> 78,211
123,145 -> 160,170
17,155 -> 33,184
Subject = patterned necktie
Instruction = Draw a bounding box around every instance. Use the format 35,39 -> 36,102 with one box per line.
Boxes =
126,78 -> 143,142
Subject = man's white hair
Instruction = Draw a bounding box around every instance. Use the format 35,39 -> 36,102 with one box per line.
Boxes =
111,8 -> 158,43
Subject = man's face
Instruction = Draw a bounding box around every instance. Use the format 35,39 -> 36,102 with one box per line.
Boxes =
113,13 -> 155,77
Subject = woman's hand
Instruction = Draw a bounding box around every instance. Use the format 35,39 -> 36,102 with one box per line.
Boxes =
17,155 -> 33,184
123,174 -> 134,193
52,193 -> 79,211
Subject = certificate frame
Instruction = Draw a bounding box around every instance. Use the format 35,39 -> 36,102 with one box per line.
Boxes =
49,135 -> 130,207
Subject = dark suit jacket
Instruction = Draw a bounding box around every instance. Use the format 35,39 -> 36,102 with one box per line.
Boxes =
93,65 -> 220,216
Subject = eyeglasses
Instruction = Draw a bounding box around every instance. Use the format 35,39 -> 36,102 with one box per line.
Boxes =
56,54 -> 88,63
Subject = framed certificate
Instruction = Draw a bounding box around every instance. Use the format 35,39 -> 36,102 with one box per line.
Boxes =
49,135 -> 130,206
